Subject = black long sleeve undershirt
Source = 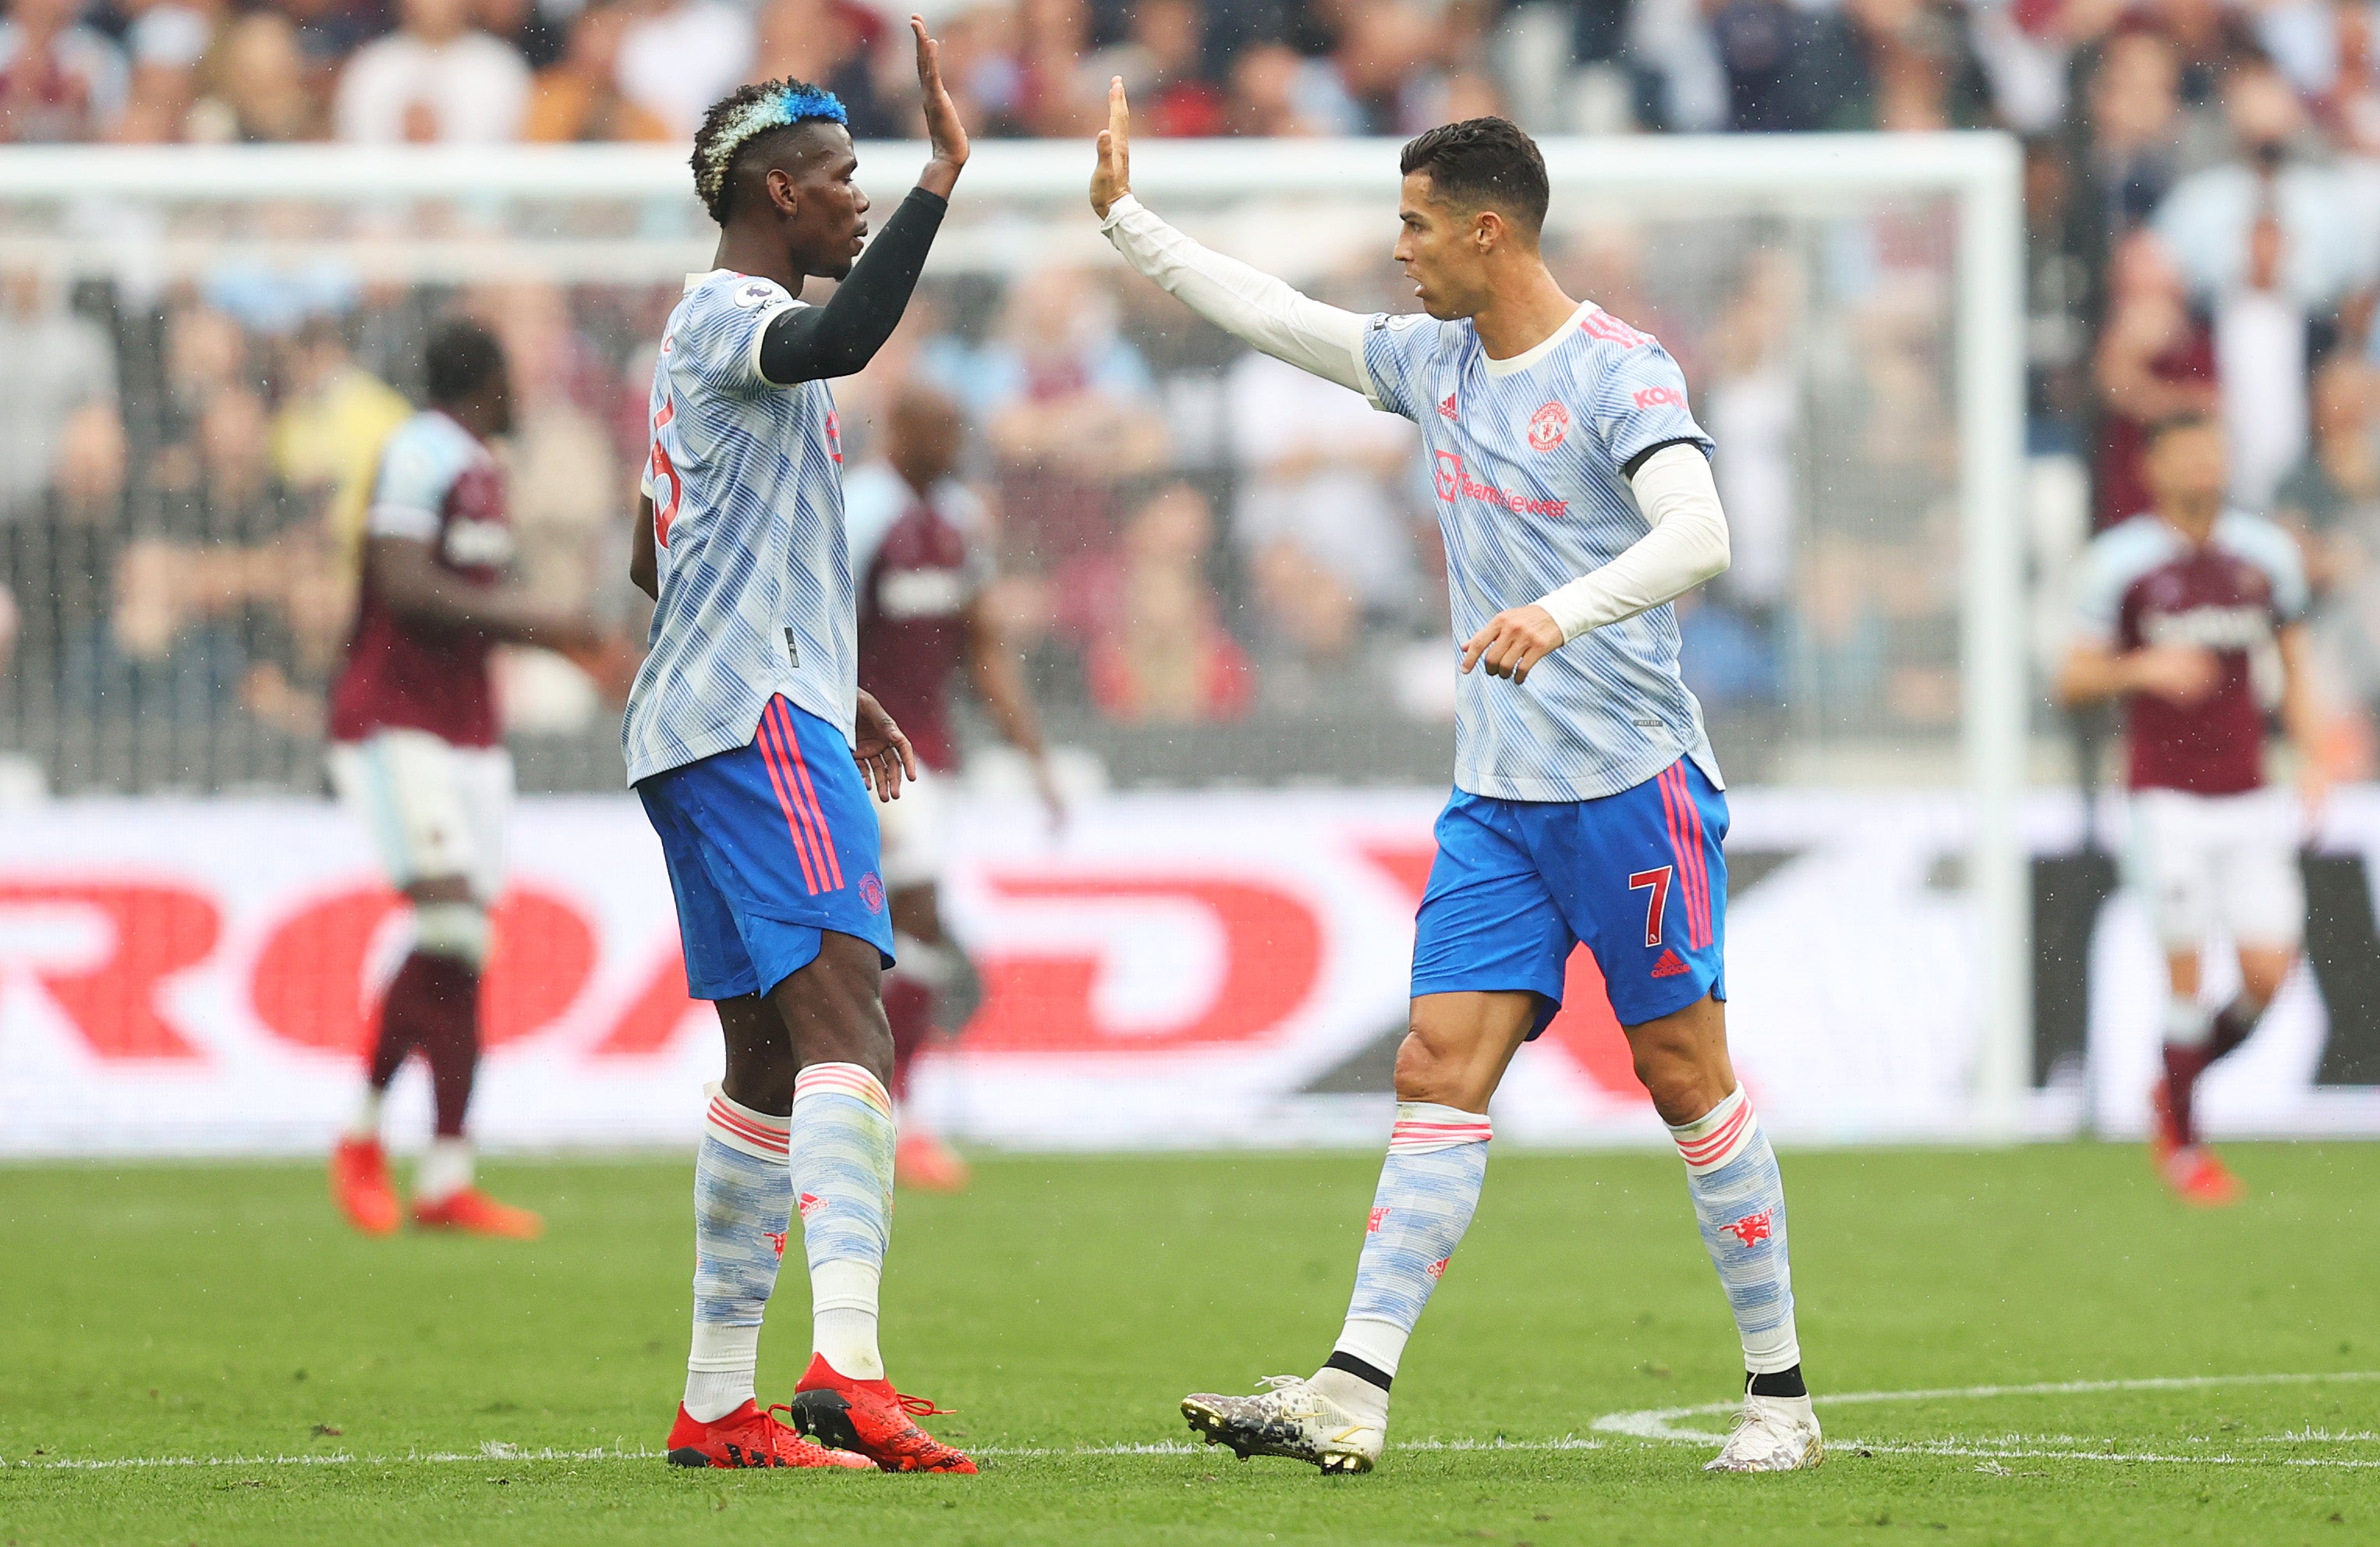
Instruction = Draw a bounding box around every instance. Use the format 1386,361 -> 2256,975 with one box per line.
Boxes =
756,186 -> 948,385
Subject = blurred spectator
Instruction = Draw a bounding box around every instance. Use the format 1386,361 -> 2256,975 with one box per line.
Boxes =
1629,0 -> 1727,131
753,0 -> 894,137
2213,211 -> 2311,512
1224,345 -> 1420,666
2092,231 -> 2216,527
335,0 -> 531,143
474,282 -> 618,617
0,0 -> 127,141
0,267 -> 122,522
926,266 -> 1170,576
2152,62 -> 2375,314
1336,0 -> 1443,134
113,385 -> 333,725
474,0 -> 570,73
2273,353 -> 2380,593
929,4 -> 1025,138
2067,25 -> 2182,310
271,316 -> 412,561
1019,0 -> 1100,136
615,0 -> 752,141
2319,0 -> 2380,155
1226,40 -> 1358,134
116,0 -> 218,142
524,0 -> 671,140
1709,0 -> 1859,132
282,0 -> 378,73
189,11 -> 325,142
1062,481 -> 1252,724
1703,247 -> 1800,617
1086,0 -> 1223,136
1967,0 -> 2068,134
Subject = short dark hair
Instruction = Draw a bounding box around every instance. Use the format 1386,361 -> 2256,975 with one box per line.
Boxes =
691,78 -> 849,224
423,318 -> 505,408
1398,118 -> 1549,236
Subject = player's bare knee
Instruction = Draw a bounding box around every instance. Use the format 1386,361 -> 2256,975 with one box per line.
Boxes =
774,935 -> 894,1084
1391,1028 -> 1485,1110
1627,1035 -> 1724,1127
2237,947 -> 2296,1006
716,995 -> 796,1113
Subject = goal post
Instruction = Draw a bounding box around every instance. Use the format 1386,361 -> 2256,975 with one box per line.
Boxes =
0,134 -> 2031,1145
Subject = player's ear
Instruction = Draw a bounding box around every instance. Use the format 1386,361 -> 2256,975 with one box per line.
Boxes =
765,166 -> 801,219
1473,209 -> 1501,253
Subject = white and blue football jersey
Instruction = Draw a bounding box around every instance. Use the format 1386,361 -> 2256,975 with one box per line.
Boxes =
625,270 -> 853,785
1360,303 -> 1724,802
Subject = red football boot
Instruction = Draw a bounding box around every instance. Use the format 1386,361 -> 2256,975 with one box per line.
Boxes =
665,1400 -> 876,1470
330,1137 -> 400,1236
2162,1145 -> 2245,1208
786,1354 -> 977,1473
895,1131 -> 971,1193
411,1188 -> 544,1239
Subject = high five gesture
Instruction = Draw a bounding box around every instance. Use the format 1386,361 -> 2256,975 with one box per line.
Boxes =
1089,76 -> 1130,218
912,14 -> 969,199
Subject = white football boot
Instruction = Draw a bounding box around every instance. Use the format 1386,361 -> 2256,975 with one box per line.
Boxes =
1703,1392 -> 1825,1472
1181,1376 -> 1387,1474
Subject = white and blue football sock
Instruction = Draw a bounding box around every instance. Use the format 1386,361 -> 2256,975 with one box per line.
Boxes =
1311,1103 -> 1493,1428
685,1084 -> 792,1422
791,1062 -> 897,1381
1668,1085 -> 1804,1396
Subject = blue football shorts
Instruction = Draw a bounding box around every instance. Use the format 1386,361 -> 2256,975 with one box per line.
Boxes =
636,695 -> 894,1000
1411,756 -> 1727,1033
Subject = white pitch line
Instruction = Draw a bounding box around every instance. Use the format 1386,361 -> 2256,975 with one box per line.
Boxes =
11,1437 -> 1603,1471
16,1373 -> 2378,1474
1591,1370 -> 2380,1461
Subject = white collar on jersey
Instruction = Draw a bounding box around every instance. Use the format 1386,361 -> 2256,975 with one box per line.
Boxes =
1481,299 -> 1599,378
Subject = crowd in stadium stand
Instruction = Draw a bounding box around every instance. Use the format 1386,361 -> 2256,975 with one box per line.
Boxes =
5,0 -> 2380,788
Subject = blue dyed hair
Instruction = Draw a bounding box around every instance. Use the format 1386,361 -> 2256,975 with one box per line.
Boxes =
691,79 -> 851,222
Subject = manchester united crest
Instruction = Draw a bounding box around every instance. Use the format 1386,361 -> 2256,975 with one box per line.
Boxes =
1528,401 -> 1569,451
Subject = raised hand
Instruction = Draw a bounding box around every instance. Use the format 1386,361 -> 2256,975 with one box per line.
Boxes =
852,689 -> 919,803
1090,76 -> 1131,218
912,14 -> 969,197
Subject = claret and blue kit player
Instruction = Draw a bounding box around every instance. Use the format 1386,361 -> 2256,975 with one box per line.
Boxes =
621,16 -> 976,1474
2056,413 -> 2325,1209
1089,89 -> 1819,1473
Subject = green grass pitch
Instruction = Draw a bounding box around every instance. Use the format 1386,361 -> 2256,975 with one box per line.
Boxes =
3,1142 -> 2376,1545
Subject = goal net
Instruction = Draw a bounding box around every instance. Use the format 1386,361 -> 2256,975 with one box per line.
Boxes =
0,137 -> 2034,1154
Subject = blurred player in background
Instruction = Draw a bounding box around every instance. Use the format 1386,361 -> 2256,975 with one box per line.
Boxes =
326,319 -> 603,1240
846,384 -> 1063,1192
623,20 -> 976,1473
2056,413 -> 2325,1207
1093,97 -> 1819,1474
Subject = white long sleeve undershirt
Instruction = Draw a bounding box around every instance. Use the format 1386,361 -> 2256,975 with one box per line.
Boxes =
1533,443 -> 1730,641
1099,193 -> 1732,643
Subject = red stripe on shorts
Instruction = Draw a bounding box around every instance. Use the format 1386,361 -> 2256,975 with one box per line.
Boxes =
774,699 -> 845,891
770,699 -> 838,890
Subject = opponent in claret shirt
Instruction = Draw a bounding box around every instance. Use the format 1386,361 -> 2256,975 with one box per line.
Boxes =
2058,412 -> 2326,1209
